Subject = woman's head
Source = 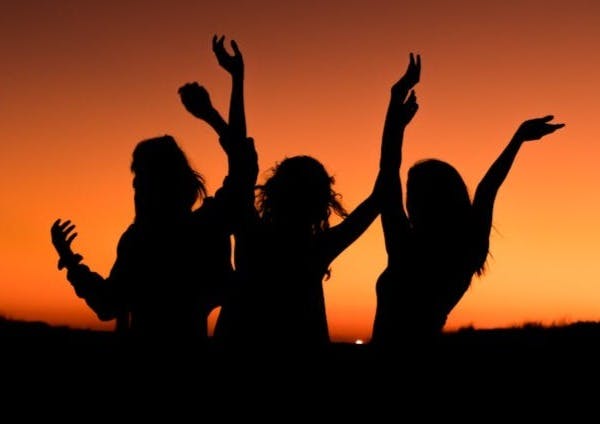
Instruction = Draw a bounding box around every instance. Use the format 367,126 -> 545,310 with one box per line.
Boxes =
131,135 -> 206,219
257,155 -> 347,232
406,159 -> 472,234
407,158 -> 489,275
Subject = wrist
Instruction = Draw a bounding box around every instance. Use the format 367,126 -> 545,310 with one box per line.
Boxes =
58,253 -> 83,271
201,108 -> 219,123
510,135 -> 525,145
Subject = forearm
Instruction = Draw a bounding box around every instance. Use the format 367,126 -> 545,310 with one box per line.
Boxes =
378,94 -> 410,255
204,109 -> 228,138
325,192 -> 379,262
228,74 -> 247,140
472,135 -> 524,245
380,101 -> 405,171
226,71 -> 255,186
66,264 -> 119,321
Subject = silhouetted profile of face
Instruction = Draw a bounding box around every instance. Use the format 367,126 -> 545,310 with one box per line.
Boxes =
260,155 -> 338,229
406,159 -> 471,235
131,135 -> 205,221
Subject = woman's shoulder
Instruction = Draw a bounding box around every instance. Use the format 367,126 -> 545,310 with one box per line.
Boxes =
114,223 -> 138,253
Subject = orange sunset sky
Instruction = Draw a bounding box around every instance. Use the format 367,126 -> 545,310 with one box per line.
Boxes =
1,0 -> 599,343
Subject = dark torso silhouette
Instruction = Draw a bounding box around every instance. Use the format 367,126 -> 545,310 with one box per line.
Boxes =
215,218 -> 333,349
372,233 -> 480,345
67,187 -> 236,343
109,197 -> 232,338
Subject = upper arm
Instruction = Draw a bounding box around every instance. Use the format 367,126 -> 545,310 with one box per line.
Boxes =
380,169 -> 410,260
472,183 -> 495,247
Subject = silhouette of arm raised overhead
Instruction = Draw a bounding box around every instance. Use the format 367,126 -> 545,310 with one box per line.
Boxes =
210,34 -> 257,187
472,115 -> 565,262
380,53 -> 420,260
178,35 -> 258,238
178,82 -> 228,137
212,34 -> 246,141
321,54 -> 421,265
179,35 -> 255,175
320,178 -> 381,265
179,35 -> 246,146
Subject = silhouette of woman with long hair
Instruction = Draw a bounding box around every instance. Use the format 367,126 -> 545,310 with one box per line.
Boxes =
184,66 -> 386,353
215,153 -> 380,350
371,53 -> 565,348
50,35 -> 252,347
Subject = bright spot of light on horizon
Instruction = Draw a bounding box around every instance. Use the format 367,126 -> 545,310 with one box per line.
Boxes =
355,339 -> 364,345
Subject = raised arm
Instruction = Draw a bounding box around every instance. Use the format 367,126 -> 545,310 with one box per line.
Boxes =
380,53 -> 420,260
178,34 -> 246,154
212,35 -> 246,140
178,82 -> 227,138
321,54 -> 421,264
320,175 -> 383,265
473,115 -> 565,243
179,36 -> 258,237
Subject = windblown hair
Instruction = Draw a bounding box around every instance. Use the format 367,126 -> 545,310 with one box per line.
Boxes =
256,155 -> 348,234
407,158 -> 488,276
131,135 -> 206,217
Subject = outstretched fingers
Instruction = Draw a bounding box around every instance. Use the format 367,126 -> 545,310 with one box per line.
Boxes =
392,52 -> 421,98
409,52 -> 421,75
60,221 -> 77,243
231,39 -> 241,57
401,90 -> 419,123
213,34 -> 229,59
212,34 -> 225,52
51,218 -> 79,256
406,52 -> 421,85
546,122 -> 566,134
65,228 -> 78,246
517,115 -> 565,141
537,115 -> 565,135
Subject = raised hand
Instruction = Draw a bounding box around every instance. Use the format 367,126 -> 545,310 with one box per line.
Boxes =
51,219 -> 83,270
212,34 -> 244,78
178,82 -> 215,121
392,52 -> 421,100
398,90 -> 419,125
514,115 -> 565,142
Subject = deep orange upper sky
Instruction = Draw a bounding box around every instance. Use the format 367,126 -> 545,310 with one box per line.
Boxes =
1,0 -> 598,342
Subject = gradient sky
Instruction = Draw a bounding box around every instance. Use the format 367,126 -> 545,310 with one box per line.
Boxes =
1,0 -> 598,343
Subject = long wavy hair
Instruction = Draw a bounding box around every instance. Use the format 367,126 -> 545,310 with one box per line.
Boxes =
131,135 -> 206,222
256,155 -> 348,234
256,156 -> 348,280
406,158 -> 487,276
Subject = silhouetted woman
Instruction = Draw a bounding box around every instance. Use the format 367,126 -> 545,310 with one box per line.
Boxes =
371,53 -> 565,348
50,35 -> 251,346
212,155 -> 385,351
185,97 -> 386,350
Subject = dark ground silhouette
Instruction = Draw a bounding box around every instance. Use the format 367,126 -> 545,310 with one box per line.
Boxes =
3,316 -> 599,415
4,316 -> 600,366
